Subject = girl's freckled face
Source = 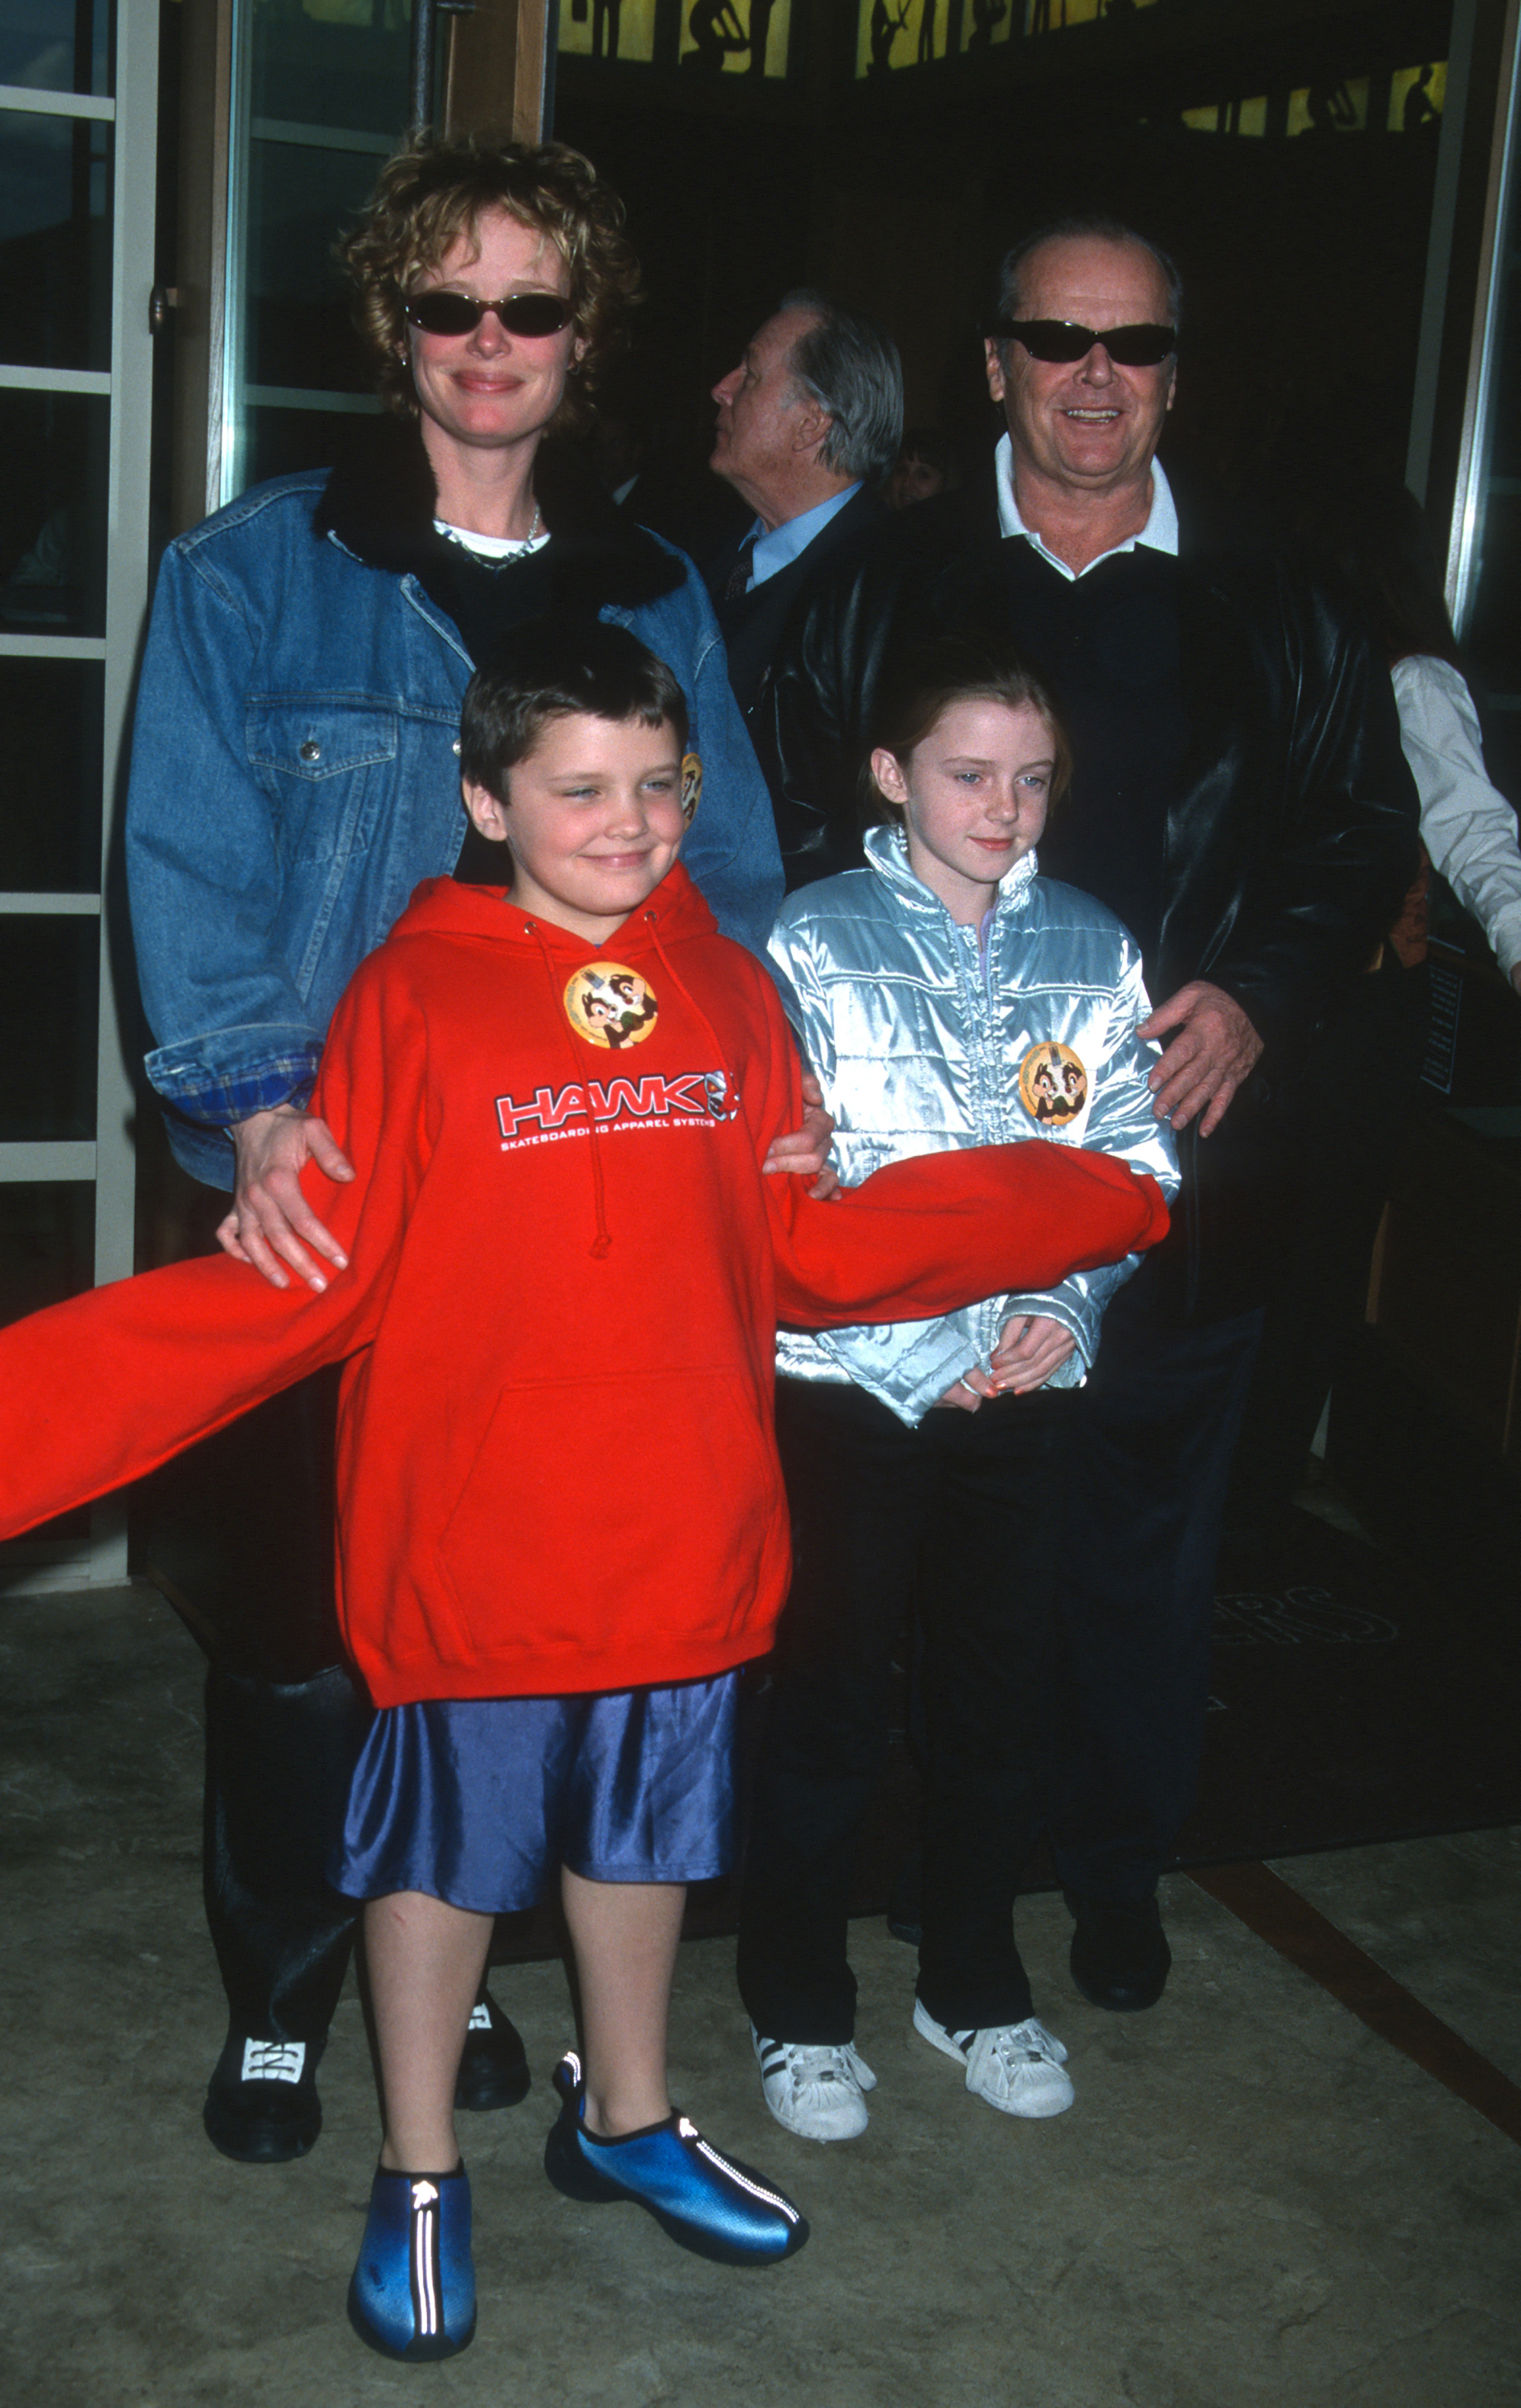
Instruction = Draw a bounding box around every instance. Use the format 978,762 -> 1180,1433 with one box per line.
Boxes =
872,697 -> 1056,925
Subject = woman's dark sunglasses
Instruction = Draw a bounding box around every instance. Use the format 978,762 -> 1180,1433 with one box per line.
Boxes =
995,319 -> 1177,367
403,290 -> 575,339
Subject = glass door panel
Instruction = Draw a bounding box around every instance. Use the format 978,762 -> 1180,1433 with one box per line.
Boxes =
0,388 -> 111,633
217,0 -> 412,506
0,0 -> 156,1586
0,106 -> 113,369
0,0 -> 114,96
0,919 -> 100,1141
0,657 -> 104,889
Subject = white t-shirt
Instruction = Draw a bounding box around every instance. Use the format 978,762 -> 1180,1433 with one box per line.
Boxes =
1392,653 -> 1521,976
433,519 -> 550,562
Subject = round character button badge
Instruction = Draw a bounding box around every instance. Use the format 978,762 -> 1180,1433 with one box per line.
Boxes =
1017,1040 -> 1088,1126
681,751 -> 702,824
564,962 -> 660,1051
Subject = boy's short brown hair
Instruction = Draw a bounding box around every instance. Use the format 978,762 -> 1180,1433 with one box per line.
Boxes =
460,617 -> 689,804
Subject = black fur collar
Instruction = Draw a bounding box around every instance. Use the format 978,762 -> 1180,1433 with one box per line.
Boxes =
311,417 -> 685,612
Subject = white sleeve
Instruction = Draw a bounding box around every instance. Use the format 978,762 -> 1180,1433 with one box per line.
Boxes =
1393,655 -> 1521,975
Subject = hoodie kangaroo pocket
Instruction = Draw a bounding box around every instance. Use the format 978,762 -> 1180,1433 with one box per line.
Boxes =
433,1365 -> 783,1678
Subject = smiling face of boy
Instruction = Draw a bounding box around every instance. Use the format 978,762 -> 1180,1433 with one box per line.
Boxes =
463,710 -> 688,943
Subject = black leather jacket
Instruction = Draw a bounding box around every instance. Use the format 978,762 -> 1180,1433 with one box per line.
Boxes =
765,481 -> 1422,1321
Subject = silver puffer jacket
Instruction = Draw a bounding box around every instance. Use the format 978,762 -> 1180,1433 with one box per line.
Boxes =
771,826 -> 1181,1426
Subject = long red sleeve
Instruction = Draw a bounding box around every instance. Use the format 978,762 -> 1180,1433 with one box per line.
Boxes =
767,1141 -> 1168,1328
738,957 -> 1167,1328
0,953 -> 418,1544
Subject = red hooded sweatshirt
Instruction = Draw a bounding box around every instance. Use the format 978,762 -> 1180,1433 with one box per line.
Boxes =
0,871 -> 1167,1704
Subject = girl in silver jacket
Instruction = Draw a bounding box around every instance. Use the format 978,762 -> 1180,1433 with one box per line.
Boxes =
738,630 -> 1179,2143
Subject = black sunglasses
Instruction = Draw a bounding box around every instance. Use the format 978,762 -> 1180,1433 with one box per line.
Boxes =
403,290 -> 575,339
994,319 -> 1177,367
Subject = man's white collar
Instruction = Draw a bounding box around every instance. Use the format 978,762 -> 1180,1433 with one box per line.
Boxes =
994,434 -> 1178,582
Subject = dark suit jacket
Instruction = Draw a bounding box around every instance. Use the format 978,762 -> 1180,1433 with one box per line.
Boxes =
706,485 -> 889,878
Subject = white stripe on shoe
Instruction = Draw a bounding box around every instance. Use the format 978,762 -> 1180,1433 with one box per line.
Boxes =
751,2027 -> 875,2142
410,2182 -> 440,2337
688,2127 -> 802,2223
912,2000 -> 1074,2119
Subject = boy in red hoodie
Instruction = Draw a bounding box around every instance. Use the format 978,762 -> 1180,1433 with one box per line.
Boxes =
0,621 -> 1167,2361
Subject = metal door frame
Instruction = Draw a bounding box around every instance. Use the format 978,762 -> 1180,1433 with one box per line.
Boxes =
1445,0 -> 1521,632
0,2 -> 159,1588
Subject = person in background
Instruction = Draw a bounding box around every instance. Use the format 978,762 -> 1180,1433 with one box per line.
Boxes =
1226,472 -> 1521,1538
124,130 -> 804,2169
885,425 -> 961,510
706,291 -> 901,878
1328,477 -> 1521,995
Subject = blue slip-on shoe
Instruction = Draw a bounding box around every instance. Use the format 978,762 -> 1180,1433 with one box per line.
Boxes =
347,2162 -> 477,2361
543,2052 -> 809,2267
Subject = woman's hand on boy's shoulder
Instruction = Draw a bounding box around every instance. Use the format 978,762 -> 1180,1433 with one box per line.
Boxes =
761,1069 -> 841,1200
218,1104 -> 356,1292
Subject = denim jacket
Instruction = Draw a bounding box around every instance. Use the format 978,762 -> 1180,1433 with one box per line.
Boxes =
771,826 -> 1181,1425
126,450 -> 783,1186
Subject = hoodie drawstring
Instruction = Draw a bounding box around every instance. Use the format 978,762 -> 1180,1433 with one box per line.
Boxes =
645,909 -> 741,1120
530,919 -> 614,1259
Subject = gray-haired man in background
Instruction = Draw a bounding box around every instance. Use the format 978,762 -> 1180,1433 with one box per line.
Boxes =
706,290 -> 902,881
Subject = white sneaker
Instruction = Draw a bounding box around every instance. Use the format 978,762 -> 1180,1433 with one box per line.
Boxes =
751,2026 -> 877,2142
912,1999 -> 1074,2119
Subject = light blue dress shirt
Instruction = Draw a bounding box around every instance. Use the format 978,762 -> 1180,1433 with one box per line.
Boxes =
737,482 -> 864,593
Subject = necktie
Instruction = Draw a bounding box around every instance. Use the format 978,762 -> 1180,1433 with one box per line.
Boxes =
724,535 -> 757,601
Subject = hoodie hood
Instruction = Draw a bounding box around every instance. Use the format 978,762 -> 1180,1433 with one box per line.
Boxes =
387,859 -> 720,958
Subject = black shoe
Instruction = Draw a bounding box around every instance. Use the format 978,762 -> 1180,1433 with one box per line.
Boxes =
1067,1894 -> 1172,2012
203,2031 -> 325,2162
453,1985 -> 531,2113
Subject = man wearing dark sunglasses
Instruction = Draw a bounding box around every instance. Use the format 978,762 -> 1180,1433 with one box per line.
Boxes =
763,214 -> 1418,2033
983,303 -> 1177,573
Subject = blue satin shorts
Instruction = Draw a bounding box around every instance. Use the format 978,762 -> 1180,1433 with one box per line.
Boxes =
331,1670 -> 742,1914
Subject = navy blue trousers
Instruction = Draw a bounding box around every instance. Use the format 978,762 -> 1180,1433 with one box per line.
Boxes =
738,1377 -> 1077,2042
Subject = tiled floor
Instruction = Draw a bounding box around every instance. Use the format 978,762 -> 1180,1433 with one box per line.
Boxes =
2,1585 -> 1518,2406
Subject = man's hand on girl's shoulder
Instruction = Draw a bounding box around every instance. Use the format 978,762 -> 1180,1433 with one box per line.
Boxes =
1137,980 -> 1263,1137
